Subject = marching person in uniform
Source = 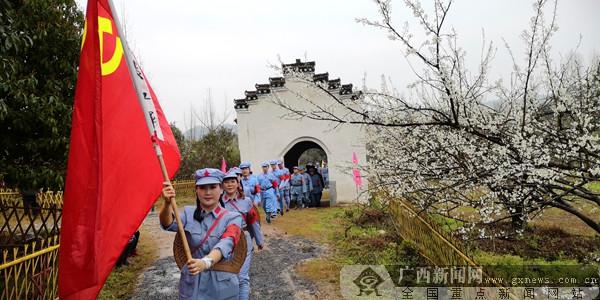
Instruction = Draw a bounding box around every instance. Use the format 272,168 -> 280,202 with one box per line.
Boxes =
308,166 -> 325,207
268,160 -> 284,216
221,171 -> 264,300
239,162 -> 261,206
230,166 -> 243,182
160,168 -> 243,300
300,166 -> 313,208
290,166 -> 305,209
276,160 -> 291,212
257,162 -> 279,222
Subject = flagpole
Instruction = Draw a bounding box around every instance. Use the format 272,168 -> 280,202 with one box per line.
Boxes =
106,0 -> 192,262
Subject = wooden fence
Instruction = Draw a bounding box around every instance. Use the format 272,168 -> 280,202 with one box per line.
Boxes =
388,198 -> 478,267
0,180 -> 193,299
0,188 -> 62,300
172,180 -> 195,198
1,236 -> 60,300
387,192 -> 519,299
0,189 -> 63,250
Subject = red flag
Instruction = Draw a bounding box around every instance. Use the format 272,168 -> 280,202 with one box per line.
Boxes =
58,1 -> 180,298
221,157 -> 227,172
352,169 -> 363,188
352,152 -> 362,188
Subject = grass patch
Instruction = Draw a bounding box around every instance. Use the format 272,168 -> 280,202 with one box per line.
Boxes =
474,251 -> 579,265
295,259 -> 343,299
429,214 -> 465,233
586,181 -> 600,192
474,251 -> 599,287
98,227 -> 159,299
267,206 -> 346,244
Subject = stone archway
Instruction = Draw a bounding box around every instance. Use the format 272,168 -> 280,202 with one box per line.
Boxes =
281,137 -> 329,170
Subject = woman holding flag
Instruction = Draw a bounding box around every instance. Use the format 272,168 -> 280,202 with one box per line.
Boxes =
221,170 -> 265,300
161,168 -> 243,299
59,0 -> 186,298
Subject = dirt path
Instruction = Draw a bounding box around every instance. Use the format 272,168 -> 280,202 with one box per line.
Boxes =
131,212 -> 324,299
130,211 -> 180,299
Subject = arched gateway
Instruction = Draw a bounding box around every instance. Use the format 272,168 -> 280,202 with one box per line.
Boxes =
233,59 -> 368,204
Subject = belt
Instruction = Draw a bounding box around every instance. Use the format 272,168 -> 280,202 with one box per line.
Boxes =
262,186 -> 273,190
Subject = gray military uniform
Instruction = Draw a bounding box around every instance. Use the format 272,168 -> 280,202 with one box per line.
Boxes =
162,205 -> 243,299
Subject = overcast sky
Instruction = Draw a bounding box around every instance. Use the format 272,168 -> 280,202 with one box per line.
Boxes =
75,0 -> 600,130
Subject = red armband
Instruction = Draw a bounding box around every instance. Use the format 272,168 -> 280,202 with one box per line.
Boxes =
246,206 -> 259,225
221,224 -> 241,247
272,180 -> 279,188
255,184 -> 261,193
279,175 -> 285,181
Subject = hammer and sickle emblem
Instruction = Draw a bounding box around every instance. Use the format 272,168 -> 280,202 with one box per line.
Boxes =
81,17 -> 124,76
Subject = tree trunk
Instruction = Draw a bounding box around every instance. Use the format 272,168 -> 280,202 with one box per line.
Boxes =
550,202 -> 600,236
510,204 -> 526,230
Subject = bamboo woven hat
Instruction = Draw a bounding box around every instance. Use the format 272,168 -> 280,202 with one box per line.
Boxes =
173,231 -> 247,273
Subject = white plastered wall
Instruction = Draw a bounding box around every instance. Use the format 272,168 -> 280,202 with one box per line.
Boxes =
235,77 -> 368,204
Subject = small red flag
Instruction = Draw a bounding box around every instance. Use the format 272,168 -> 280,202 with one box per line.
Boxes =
353,169 -> 363,188
352,152 -> 362,188
58,1 -> 180,298
221,157 -> 227,172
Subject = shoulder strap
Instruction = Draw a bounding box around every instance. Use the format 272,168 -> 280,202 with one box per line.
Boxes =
190,209 -> 228,256
228,200 -> 241,213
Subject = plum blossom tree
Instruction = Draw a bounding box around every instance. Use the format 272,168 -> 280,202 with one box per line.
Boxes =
271,0 -> 600,236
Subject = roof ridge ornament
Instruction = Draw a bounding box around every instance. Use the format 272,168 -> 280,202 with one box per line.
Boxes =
244,90 -> 258,100
255,83 -> 271,94
282,58 -> 315,74
233,59 -> 362,110
313,72 -> 329,83
269,77 -> 285,87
